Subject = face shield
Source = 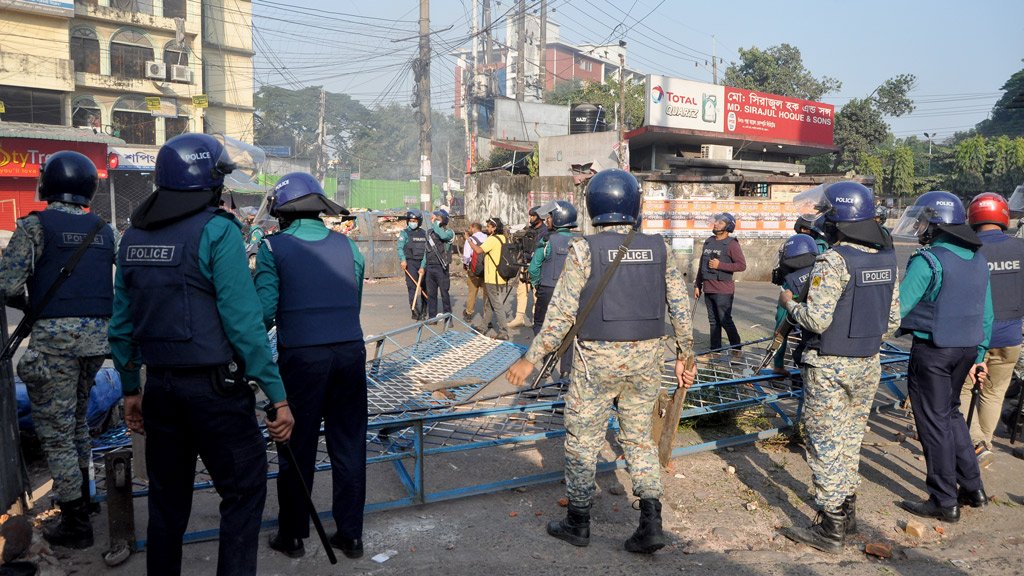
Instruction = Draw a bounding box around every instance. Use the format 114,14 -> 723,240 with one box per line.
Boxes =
215,135 -> 266,191
890,205 -> 934,239
791,184 -> 830,221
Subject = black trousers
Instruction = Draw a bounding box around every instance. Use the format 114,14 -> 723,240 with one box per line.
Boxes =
907,337 -> 983,507
275,340 -> 367,541
533,284 -> 571,374
403,260 -> 426,319
705,292 -> 742,349
424,265 -> 452,317
143,369 -> 267,576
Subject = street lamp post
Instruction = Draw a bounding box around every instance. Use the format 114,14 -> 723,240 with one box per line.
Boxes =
923,132 -> 936,177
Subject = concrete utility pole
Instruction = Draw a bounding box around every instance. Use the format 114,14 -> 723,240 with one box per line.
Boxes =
316,87 -> 327,183
618,51 -> 627,170
712,35 -> 718,84
515,0 -> 525,101
469,0 -> 478,171
418,0 -> 432,211
482,0 -> 492,96
538,0 -> 547,100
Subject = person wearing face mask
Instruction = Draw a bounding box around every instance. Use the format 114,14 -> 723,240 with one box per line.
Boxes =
397,210 -> 428,320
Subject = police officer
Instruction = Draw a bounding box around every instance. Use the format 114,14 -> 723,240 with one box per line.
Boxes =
695,212 -> 746,353
959,193 -> 1024,467
397,210 -> 427,320
424,209 -> 454,318
893,190 -> 992,522
509,206 -> 549,328
794,214 -> 830,253
253,173 -> 368,560
769,234 -> 818,376
109,133 -> 294,576
0,152 -> 115,549
779,182 -> 900,553
507,169 -> 697,554
528,200 -> 578,376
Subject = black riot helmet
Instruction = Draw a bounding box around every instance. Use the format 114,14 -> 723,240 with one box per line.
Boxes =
38,151 -> 99,207
585,169 -> 641,227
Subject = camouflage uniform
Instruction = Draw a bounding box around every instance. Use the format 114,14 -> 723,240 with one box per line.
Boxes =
1016,224 -> 1024,379
0,203 -> 114,502
523,225 -> 693,506
784,243 -> 901,512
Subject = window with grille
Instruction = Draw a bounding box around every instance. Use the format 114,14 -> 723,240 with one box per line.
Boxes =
72,96 -> 102,129
165,116 -> 190,138
162,0 -> 186,19
110,29 -> 153,79
112,96 -> 155,145
71,28 -> 100,74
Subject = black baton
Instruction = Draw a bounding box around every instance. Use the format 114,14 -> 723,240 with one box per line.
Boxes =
263,403 -> 337,564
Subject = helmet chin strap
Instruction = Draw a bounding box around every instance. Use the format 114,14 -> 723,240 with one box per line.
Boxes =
918,223 -> 938,245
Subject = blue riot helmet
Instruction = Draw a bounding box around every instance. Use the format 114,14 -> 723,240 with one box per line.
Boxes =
38,151 -> 98,207
433,209 -> 449,227
712,212 -> 736,233
405,210 -> 422,222
585,169 -> 641,226
269,172 -> 346,217
536,200 -> 578,229
780,233 -> 818,271
892,190 -> 978,246
155,133 -> 265,192
793,215 -> 825,238
793,181 -> 887,247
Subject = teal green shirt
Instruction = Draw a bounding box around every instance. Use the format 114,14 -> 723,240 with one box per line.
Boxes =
110,213 -> 287,403
899,237 -> 994,363
815,238 -> 830,254
424,222 -> 454,268
529,229 -> 573,287
254,218 -> 365,329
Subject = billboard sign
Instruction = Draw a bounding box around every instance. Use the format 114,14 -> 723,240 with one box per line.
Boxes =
0,138 -> 109,179
111,146 -> 158,171
5,0 -> 74,18
644,75 -> 834,148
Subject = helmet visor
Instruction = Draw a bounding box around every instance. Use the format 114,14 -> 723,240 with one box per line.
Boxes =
215,135 -> 266,191
791,184 -> 831,221
890,205 -> 934,239
535,200 -> 559,217
1008,184 -> 1024,213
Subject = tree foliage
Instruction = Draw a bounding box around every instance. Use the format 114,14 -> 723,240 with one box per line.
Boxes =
832,75 -> 916,172
888,146 -> 915,196
545,78 -> 646,131
977,64 -> 1024,138
254,86 -> 369,164
722,44 -> 841,100
952,135 -> 988,193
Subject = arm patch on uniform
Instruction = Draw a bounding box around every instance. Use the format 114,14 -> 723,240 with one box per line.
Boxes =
811,275 -> 823,288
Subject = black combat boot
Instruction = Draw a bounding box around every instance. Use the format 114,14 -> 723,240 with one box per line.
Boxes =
546,503 -> 590,547
781,509 -> 846,554
841,494 -> 857,534
81,467 -> 100,515
624,498 -> 665,554
43,497 -> 94,549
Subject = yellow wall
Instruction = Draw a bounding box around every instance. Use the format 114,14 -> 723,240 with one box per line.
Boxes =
0,10 -> 73,91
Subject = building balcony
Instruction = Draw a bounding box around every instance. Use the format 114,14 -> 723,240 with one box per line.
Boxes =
75,3 -> 201,36
0,52 -> 74,91
75,70 -> 198,99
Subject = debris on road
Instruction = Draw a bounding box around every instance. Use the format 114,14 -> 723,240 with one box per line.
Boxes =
904,519 -> 926,538
864,542 -> 893,559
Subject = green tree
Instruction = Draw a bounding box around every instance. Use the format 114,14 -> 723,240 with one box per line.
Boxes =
348,104 -> 467,182
858,154 -> 885,192
888,146 -> 915,196
545,77 -> 646,131
254,86 -> 370,167
832,75 -> 917,171
952,135 -> 988,193
722,43 -> 841,99
976,63 -> 1024,138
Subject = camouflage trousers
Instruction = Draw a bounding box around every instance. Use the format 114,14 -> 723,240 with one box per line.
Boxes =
563,338 -> 664,507
801,352 -> 880,512
18,348 -> 104,502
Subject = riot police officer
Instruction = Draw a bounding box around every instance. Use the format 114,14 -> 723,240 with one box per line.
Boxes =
0,152 -> 115,549
424,209 -> 454,317
962,193 -> 1024,467
794,214 -> 830,254
397,210 -> 428,320
528,200 -> 578,376
109,133 -> 293,576
254,173 -> 368,560
894,190 -> 992,521
509,206 -> 549,328
769,233 -> 818,375
779,182 -> 900,552
507,169 -> 696,554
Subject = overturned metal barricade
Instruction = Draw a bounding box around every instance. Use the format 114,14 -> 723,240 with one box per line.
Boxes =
89,318 -> 909,549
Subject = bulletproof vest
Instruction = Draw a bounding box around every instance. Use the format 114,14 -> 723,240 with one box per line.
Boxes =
539,231 -> 574,288
577,232 -> 667,342
267,232 -> 363,347
29,210 -> 115,319
806,245 -> 897,357
403,227 -> 427,261
425,228 -> 449,269
977,233 -> 1024,322
120,207 -> 233,368
783,266 -> 812,298
900,245 -> 988,348
699,236 -> 736,281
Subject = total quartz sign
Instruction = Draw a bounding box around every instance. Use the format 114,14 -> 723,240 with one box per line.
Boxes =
645,74 -> 835,148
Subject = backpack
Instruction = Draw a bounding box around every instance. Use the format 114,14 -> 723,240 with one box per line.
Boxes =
468,238 -> 485,277
488,236 -> 520,281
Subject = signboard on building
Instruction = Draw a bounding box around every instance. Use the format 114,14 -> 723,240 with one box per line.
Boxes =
259,145 -> 292,157
644,75 -> 834,148
192,94 -> 209,108
5,0 -> 74,18
110,146 -> 158,171
0,138 -> 109,179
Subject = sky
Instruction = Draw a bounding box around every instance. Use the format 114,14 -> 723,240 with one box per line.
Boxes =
250,0 -> 1024,143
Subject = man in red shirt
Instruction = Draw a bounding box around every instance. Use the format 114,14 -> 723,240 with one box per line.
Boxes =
694,213 -> 747,352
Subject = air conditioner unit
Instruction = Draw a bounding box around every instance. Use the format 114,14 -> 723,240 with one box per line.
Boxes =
700,144 -> 733,160
144,61 -> 166,80
169,64 -> 192,84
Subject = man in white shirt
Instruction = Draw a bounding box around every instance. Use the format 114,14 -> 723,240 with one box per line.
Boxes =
462,222 -> 488,321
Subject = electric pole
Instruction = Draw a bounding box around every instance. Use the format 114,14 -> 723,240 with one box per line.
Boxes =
315,87 -> 327,183
712,35 -> 718,84
515,0 -> 525,101
618,51 -> 627,170
469,0 -> 478,172
483,0 -> 492,97
417,0 -> 432,211
539,0 -> 547,101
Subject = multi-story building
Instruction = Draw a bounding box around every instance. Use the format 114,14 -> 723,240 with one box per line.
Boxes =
0,0 -> 254,144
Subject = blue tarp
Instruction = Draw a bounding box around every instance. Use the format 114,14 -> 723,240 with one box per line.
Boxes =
16,367 -> 122,433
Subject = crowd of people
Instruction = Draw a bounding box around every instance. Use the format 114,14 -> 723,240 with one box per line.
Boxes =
2,131 -> 1021,573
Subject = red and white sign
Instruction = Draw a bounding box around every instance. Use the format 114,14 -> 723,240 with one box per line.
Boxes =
0,138 -> 109,179
723,88 -> 834,148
